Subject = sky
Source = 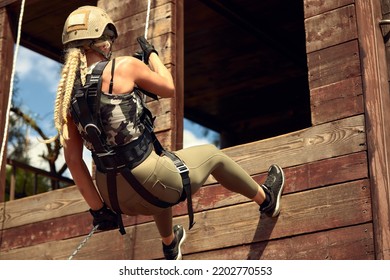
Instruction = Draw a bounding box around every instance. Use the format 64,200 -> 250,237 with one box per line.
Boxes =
10,46 -> 219,175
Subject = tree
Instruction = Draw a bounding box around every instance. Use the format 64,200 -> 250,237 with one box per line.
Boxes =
5,74 -> 70,200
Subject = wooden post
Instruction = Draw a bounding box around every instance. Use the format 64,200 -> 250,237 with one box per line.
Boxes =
356,0 -> 390,260
10,165 -> 16,200
0,8 -> 15,202
174,0 -> 184,149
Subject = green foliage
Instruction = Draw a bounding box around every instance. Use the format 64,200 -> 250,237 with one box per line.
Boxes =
4,165 -> 52,200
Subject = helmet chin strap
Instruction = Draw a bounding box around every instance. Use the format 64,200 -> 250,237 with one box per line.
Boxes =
89,41 -> 113,60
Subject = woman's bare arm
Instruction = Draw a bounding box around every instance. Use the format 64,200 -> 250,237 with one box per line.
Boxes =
62,118 -> 104,211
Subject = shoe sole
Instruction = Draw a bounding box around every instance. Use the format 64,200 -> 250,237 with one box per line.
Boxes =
270,164 -> 285,218
175,228 -> 187,260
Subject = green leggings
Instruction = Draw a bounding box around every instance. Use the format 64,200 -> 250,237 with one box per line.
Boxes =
96,144 -> 260,237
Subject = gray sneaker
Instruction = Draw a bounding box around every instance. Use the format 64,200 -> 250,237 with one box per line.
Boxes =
260,164 -> 285,217
162,224 -> 186,260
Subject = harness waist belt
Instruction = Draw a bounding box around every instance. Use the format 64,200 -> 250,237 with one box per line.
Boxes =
92,130 -> 153,172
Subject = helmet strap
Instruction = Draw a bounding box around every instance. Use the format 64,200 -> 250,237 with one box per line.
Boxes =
89,41 -> 112,60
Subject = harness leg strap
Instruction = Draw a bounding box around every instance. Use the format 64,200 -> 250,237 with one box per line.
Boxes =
181,172 -> 195,230
107,170 -> 126,235
164,151 -> 195,230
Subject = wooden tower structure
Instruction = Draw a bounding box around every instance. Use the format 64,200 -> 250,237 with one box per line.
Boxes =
0,0 -> 389,259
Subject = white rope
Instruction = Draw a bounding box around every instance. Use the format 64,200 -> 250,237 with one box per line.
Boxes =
144,0 -> 152,39
0,0 -> 26,172
68,225 -> 99,260
142,0 -> 152,103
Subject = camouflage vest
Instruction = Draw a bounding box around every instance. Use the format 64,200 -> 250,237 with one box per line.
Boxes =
74,88 -> 146,151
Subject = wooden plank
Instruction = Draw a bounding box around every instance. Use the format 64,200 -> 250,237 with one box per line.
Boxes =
304,0 -> 355,19
222,114 -> 366,179
311,76 -> 364,125
285,151 -> 368,192
99,0 -> 171,22
0,185 -> 88,230
356,0 -> 390,260
0,0 -> 18,9
146,98 -> 173,133
305,4 -> 358,53
307,40 -> 361,90
155,129 -> 174,150
0,151 -> 368,251
383,0 -> 390,14
186,223 -> 375,260
0,180 -> 372,259
114,33 -> 174,65
172,0 -> 184,150
114,3 -> 173,48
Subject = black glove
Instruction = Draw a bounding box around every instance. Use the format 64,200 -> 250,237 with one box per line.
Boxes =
89,203 -> 119,231
136,36 -> 158,64
132,50 -> 143,61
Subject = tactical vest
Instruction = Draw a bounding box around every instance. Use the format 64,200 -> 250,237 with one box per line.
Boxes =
70,59 -> 194,234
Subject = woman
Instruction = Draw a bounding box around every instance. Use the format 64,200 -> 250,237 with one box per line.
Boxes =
54,6 -> 285,260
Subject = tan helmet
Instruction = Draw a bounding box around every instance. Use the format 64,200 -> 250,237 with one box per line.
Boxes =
62,6 -> 118,46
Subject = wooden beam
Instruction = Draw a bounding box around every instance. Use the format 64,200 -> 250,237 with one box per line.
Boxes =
311,76 -> 364,125
305,4 -> 358,53
307,40 -> 361,89
0,0 -> 18,9
6,158 -> 74,184
356,0 -> 390,259
186,223 -> 375,260
20,31 -> 62,63
173,0 -> 184,149
304,0 -> 355,19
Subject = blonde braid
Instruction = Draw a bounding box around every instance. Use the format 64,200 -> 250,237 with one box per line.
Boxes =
61,48 -> 80,124
44,48 -> 81,143
53,61 -> 69,134
79,49 -> 88,86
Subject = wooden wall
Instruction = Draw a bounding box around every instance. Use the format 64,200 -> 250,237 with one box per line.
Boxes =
1,0 -> 389,260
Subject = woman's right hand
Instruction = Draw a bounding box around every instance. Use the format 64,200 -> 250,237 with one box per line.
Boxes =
89,203 -> 119,231
136,36 -> 158,64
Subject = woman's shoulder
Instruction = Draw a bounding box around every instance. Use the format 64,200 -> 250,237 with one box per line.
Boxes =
113,55 -> 145,72
114,55 -> 142,64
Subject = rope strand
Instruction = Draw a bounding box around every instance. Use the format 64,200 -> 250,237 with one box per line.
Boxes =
68,225 -> 99,260
144,0 -> 152,39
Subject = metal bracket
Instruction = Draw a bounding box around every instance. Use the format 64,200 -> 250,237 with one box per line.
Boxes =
379,19 -> 390,43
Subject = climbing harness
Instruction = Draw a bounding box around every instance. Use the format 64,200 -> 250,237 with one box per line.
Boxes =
68,224 -> 99,260
0,0 -> 26,173
70,60 -> 195,235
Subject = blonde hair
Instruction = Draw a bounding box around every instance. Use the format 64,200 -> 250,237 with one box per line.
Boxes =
45,47 -> 87,143
45,39 -> 111,144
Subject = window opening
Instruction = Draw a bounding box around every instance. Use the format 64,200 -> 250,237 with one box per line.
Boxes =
184,0 -> 311,148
